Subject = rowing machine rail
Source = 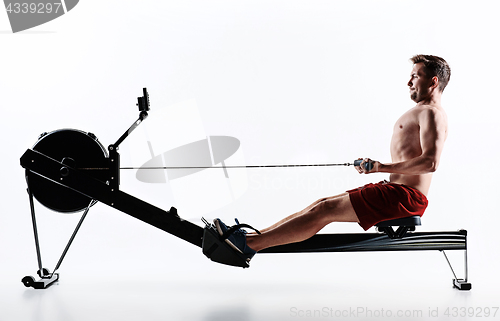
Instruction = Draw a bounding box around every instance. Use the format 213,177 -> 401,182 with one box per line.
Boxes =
202,218 -> 470,290
20,88 -> 470,290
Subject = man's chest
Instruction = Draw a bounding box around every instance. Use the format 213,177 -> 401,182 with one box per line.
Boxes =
391,113 -> 421,149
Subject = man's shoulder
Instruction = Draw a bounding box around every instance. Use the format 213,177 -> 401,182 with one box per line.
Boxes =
415,105 -> 448,131
414,105 -> 447,120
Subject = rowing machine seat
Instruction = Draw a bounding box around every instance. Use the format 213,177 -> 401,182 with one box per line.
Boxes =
375,216 -> 421,239
375,215 -> 421,228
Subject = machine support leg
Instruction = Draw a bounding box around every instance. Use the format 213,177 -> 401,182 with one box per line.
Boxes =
23,184 -> 60,289
23,176 -> 92,289
441,250 -> 471,291
27,186 -> 43,274
53,199 -> 93,273
464,247 -> 469,284
441,250 -> 458,280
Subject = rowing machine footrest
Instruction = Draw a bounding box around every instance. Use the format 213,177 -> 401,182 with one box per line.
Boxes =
22,273 -> 59,289
202,226 -> 250,268
453,279 -> 472,291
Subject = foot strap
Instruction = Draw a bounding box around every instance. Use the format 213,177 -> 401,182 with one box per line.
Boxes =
221,223 -> 261,241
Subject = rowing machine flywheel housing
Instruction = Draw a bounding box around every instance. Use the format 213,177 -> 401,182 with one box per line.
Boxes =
26,129 -> 110,213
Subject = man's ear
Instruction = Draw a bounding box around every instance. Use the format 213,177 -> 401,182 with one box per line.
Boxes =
430,76 -> 439,90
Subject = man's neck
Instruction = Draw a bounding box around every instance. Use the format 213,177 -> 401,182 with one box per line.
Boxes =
416,93 -> 442,108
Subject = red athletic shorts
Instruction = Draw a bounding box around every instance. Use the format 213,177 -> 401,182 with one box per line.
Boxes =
347,180 -> 428,231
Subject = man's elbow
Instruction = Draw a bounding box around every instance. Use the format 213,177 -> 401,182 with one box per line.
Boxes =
426,158 -> 439,173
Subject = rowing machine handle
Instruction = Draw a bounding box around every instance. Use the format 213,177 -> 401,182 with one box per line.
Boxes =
354,159 -> 374,171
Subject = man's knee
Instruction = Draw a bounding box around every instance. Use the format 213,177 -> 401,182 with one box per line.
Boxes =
314,197 -> 329,206
310,197 -> 342,217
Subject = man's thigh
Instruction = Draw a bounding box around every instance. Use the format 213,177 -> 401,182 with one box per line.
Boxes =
321,192 -> 359,223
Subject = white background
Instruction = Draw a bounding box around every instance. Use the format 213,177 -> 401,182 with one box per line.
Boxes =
1,1 -> 499,320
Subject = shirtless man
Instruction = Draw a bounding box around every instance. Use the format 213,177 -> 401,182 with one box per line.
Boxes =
215,55 -> 451,261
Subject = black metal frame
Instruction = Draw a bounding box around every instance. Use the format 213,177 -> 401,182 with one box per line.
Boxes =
19,88 -> 470,291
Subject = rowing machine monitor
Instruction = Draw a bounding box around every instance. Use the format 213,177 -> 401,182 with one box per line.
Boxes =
137,87 -> 150,112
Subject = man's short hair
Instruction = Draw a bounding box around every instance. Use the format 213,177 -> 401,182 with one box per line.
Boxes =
410,55 -> 451,92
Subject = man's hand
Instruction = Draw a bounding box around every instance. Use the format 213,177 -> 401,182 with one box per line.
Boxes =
355,158 -> 381,174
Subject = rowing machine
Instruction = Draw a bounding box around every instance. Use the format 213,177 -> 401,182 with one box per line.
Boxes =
19,88 -> 470,290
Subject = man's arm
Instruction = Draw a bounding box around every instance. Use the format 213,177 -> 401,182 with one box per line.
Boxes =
364,108 -> 447,175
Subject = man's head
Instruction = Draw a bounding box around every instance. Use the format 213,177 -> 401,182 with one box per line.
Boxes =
410,55 -> 451,92
408,55 -> 451,103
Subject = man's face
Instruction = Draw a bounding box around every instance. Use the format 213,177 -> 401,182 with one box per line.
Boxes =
408,63 -> 433,103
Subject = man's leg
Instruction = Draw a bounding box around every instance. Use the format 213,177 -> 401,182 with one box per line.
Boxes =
246,192 -> 358,252
254,197 -> 338,234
